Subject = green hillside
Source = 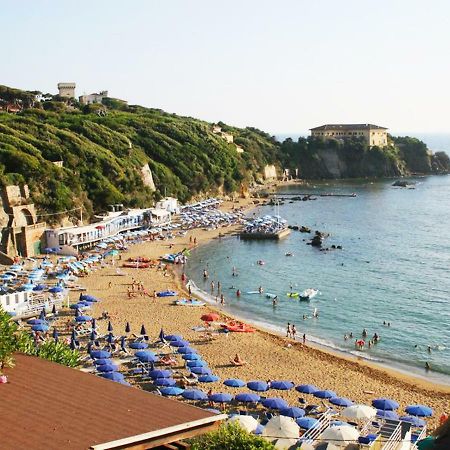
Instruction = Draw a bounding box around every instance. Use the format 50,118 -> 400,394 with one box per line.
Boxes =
0,89 -> 279,222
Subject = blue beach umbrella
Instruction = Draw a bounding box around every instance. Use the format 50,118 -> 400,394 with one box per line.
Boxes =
31,324 -> 49,332
101,372 -> 125,381
235,392 -> 261,403
49,286 -> 63,293
91,318 -> 97,330
314,390 -> 337,399
135,350 -> 155,359
159,328 -> 165,341
39,308 -> 46,320
93,358 -> 111,366
27,319 -> 47,325
182,353 -> 201,361
296,384 -> 319,394
372,398 -> 399,410
187,360 -> 207,368
171,340 -> 189,348
190,367 -> 211,375
399,416 -> 426,427
209,393 -> 233,403
137,353 -> 158,363
97,364 -> 119,373
376,409 -> 399,420
80,294 -> 98,302
129,341 -> 148,350
329,397 -> 354,407
154,378 -> 176,387
149,369 -> 172,379
224,378 -> 246,388
166,334 -> 184,341
90,350 -> 111,359
182,389 -> 208,401
280,407 -> 306,419
270,380 -> 295,390
296,417 -> 320,429
177,347 -> 196,354
33,284 -> 46,291
75,315 -> 92,322
160,387 -> 184,396
405,405 -> 433,417
247,381 -> 269,392
261,397 -> 289,410
198,374 -> 219,383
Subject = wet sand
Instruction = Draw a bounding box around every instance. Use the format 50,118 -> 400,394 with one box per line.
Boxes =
65,196 -> 450,428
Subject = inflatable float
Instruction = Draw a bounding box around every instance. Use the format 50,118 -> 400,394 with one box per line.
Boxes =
156,290 -> 178,297
286,292 -> 299,298
175,299 -> 205,307
221,323 -> 256,333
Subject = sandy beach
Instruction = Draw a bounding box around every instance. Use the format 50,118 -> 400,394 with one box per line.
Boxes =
61,195 -> 450,429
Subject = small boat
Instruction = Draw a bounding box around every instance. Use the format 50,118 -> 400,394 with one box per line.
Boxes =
266,293 -> 277,299
175,299 -> 205,307
285,252 -> 294,257
156,290 -> 178,297
299,288 -> 319,301
286,292 -> 299,298
257,260 -> 265,265
246,291 -> 261,295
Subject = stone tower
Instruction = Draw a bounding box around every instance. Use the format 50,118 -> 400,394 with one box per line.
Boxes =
57,82 -> 76,98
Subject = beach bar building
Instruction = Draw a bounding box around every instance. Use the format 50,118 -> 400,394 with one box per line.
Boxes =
1,353 -> 225,449
45,207 -> 171,254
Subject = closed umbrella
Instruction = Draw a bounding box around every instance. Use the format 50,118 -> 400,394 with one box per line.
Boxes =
235,392 -> 261,403
296,384 -> 319,394
89,330 -> 97,341
39,308 -> 46,320
261,397 -> 289,410
296,417 -> 319,430
198,374 -> 219,383
280,407 -> 306,419
314,390 -> 337,399
405,405 -> 433,417
182,389 -> 208,400
209,393 -> 233,403
372,398 -> 399,410
224,378 -> 246,388
106,333 -> 114,344
140,324 -> 147,335
51,304 -> 57,315
227,415 -> 259,433
159,328 -> 165,341
125,322 -> 131,333
342,404 -> 377,420
320,425 -> 359,444
329,397 -> 354,407
247,380 -> 269,392
107,321 -> 113,332
271,380 -> 295,390
160,387 -> 184,396
91,318 -> 97,330
263,415 -> 300,439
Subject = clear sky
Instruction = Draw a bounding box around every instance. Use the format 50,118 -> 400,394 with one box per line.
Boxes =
2,0 -> 450,134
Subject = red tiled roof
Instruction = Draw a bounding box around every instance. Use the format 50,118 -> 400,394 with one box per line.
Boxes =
310,124 -> 388,131
0,354 -> 219,450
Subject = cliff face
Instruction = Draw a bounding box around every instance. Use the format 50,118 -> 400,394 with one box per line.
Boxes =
280,136 -> 448,179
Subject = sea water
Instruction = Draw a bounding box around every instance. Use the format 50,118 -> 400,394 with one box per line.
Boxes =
186,176 -> 450,385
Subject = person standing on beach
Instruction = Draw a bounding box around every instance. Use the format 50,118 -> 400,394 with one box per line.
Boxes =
292,324 -> 297,340
220,294 -> 225,306
302,333 -> 306,344
286,322 -> 291,338
217,281 -> 221,294
210,280 -> 214,293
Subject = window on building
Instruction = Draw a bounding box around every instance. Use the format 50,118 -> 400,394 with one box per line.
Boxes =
15,294 -> 20,304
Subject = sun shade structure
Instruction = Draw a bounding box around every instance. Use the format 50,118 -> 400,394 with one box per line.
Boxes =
399,416 -> 426,427
280,407 -> 306,419
224,378 -> 246,388
235,392 -> 261,403
296,417 -> 319,429
1,354 -> 225,450
314,389 -> 337,399
405,405 -> 433,417
342,404 -> 377,420
263,415 -> 300,439
270,380 -> 295,390
296,384 -> 319,394
247,380 -> 269,392
320,425 -> 360,443
372,398 -> 399,410
227,415 -> 259,433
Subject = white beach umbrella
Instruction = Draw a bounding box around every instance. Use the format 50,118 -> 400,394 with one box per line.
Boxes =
342,404 -> 377,420
272,438 -> 299,449
320,425 -> 360,444
262,415 -> 300,439
227,415 -> 259,433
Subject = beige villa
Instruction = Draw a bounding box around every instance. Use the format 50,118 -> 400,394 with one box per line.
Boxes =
310,124 -> 388,147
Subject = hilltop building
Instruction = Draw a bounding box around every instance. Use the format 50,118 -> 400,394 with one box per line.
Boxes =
310,124 -> 388,147
79,90 -> 108,105
57,82 -> 76,98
